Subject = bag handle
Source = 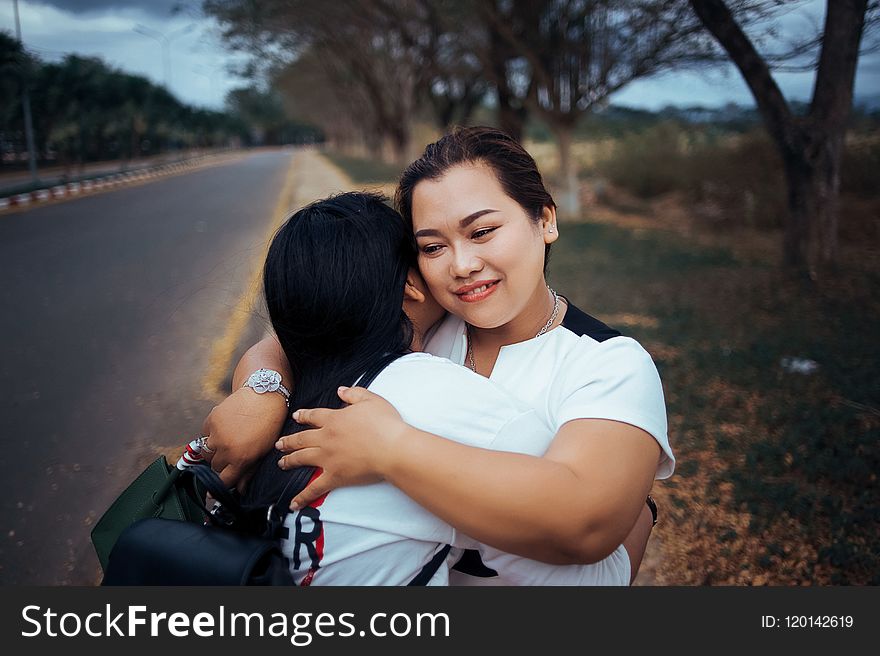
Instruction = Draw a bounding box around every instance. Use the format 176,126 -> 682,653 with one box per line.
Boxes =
352,351 -> 405,389
184,463 -> 239,508
407,544 -> 452,586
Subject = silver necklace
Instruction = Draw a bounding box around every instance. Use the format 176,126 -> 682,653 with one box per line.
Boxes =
466,286 -> 560,372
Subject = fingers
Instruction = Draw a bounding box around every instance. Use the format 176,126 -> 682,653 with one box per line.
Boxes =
201,407 -> 215,436
217,464 -> 255,494
206,441 -> 230,471
336,385 -> 378,405
216,464 -> 242,488
291,406 -> 333,427
293,387 -> 381,428
235,468 -> 255,495
277,446 -> 321,471
291,388 -> 376,425
276,428 -> 320,453
289,473 -> 333,511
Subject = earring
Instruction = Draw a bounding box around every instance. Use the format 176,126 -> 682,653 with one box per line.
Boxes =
548,225 -> 555,233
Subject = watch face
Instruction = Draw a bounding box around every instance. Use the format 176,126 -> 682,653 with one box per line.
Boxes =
250,369 -> 281,393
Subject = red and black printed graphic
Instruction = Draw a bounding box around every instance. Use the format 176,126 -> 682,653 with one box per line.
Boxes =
290,470 -> 329,586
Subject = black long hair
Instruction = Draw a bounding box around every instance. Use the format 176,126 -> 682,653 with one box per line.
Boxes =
242,191 -> 415,508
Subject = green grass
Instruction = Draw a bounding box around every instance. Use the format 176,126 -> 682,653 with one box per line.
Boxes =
322,152 -> 403,185
548,220 -> 880,584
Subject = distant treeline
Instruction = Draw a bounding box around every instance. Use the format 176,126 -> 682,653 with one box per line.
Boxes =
0,31 -> 321,169
522,101 -> 880,143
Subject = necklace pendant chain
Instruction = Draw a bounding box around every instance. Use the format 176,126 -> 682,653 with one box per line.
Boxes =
536,286 -> 560,338
466,286 -> 559,372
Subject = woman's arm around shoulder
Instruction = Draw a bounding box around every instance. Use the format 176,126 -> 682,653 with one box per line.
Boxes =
279,386 -> 660,564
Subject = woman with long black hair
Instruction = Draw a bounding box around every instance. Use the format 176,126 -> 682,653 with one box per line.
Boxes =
207,127 -> 673,585
243,190 -> 635,585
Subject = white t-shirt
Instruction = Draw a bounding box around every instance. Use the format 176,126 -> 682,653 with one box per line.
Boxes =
423,301 -> 673,585
281,352 -> 632,586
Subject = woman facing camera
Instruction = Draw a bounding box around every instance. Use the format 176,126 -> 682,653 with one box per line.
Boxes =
242,191 -> 643,585
206,127 -> 674,584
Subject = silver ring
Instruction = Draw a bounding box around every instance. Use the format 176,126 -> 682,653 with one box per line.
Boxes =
197,435 -> 215,454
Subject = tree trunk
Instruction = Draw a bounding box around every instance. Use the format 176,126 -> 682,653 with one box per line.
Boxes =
552,122 -> 579,218
497,94 -> 527,143
488,14 -> 527,142
813,131 -> 844,271
690,0 -> 867,277
390,124 -> 411,167
781,152 -> 813,272
363,127 -> 383,158
781,128 -> 845,277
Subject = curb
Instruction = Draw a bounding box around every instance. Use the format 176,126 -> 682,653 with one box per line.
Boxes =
0,153 -> 231,212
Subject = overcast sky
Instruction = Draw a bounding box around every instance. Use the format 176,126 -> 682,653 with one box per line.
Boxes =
3,0 -> 879,112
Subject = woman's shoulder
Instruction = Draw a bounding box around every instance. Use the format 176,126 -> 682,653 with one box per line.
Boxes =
557,299 -> 623,344
546,301 -> 664,417
552,300 -> 652,364
548,302 -> 673,477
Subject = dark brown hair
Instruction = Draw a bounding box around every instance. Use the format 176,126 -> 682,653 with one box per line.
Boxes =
395,126 -> 556,267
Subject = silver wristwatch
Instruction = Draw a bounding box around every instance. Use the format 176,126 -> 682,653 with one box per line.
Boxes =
242,368 -> 290,405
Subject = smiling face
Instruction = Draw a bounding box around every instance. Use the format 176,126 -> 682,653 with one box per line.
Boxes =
412,162 -> 558,335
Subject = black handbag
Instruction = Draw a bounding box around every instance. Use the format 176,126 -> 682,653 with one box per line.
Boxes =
102,462 -> 296,586
105,517 -> 294,585
105,478 -> 451,586
102,352 -> 451,586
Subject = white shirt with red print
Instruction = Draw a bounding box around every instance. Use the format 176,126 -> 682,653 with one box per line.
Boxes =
280,351 -> 636,586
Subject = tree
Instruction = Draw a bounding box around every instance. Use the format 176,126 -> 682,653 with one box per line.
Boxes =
273,51 -> 366,151
206,0 -> 426,163
225,84 -> 318,145
483,0 -> 714,217
207,1 -> 552,157
0,31 -> 37,163
690,0 -> 876,276
485,9 -> 531,142
406,0 -> 489,131
2,42 -> 245,172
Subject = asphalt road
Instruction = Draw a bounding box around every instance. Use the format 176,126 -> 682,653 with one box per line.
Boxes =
0,148 -> 296,584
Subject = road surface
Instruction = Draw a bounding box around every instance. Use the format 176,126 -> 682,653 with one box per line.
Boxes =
0,148 -> 300,584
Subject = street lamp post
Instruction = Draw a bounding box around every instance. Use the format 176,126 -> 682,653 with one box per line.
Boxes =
13,0 -> 38,184
133,23 -> 194,160
133,23 -> 194,93
192,64 -> 224,107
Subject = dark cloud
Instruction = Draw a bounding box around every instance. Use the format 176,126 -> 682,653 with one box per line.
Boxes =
31,1 -> 191,18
